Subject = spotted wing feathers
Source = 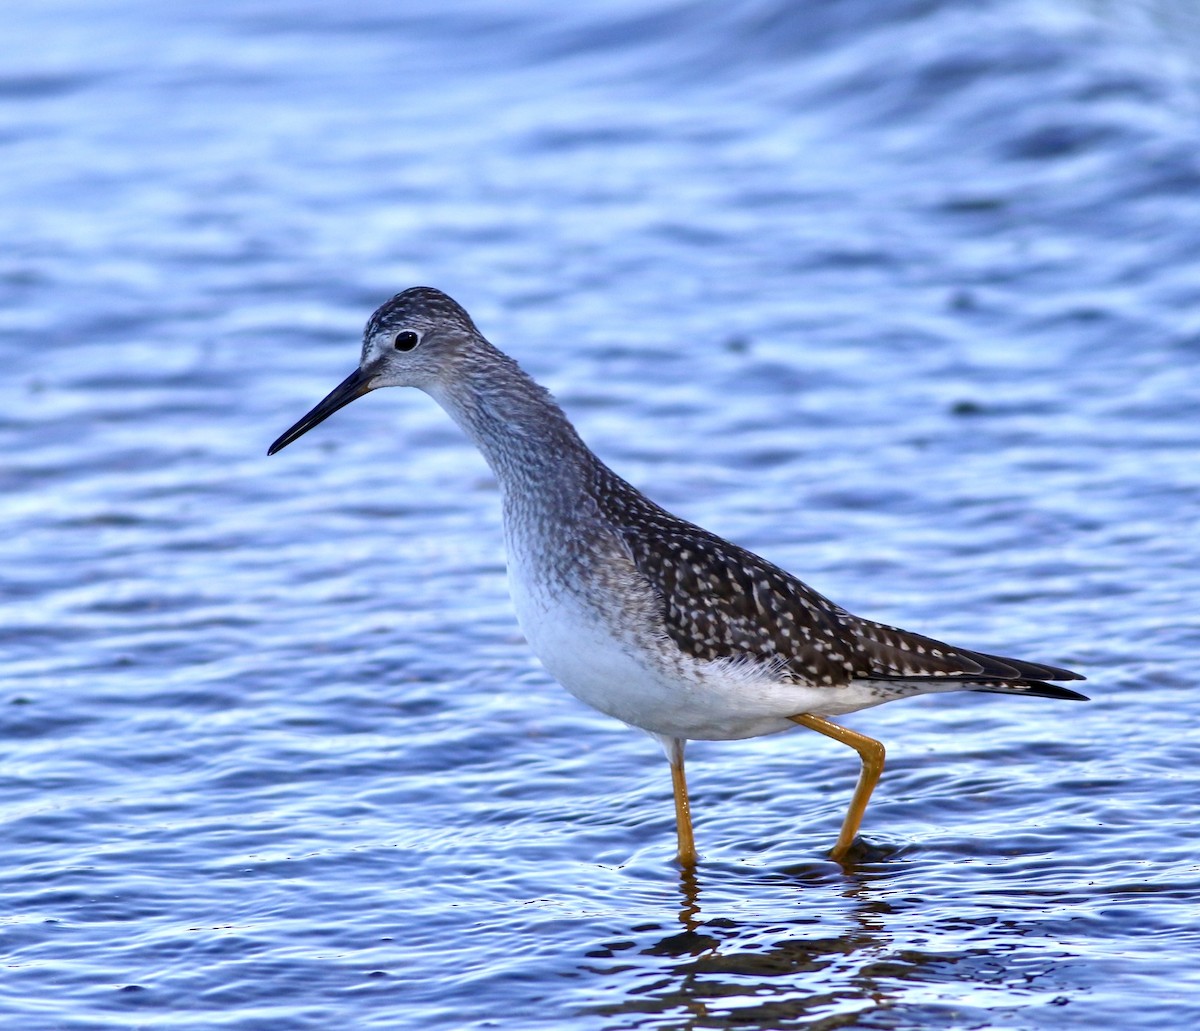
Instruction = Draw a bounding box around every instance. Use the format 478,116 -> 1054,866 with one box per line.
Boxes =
598,473 -> 1085,698
840,614 -> 1087,698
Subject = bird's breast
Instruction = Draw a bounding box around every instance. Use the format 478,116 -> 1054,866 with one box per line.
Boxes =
501,522 -> 854,740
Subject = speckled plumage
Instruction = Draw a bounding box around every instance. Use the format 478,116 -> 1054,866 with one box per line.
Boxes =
270,286 -> 1087,863
594,461 -> 1081,695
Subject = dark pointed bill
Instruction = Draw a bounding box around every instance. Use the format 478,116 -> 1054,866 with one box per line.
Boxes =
268,367 -> 373,455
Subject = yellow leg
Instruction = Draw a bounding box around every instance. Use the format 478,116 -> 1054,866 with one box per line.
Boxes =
666,739 -> 698,866
789,714 -> 886,862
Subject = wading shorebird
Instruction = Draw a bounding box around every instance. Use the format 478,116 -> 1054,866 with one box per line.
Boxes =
269,287 -> 1086,864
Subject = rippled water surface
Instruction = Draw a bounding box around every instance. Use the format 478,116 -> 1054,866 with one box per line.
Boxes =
3,1 -> 1200,1028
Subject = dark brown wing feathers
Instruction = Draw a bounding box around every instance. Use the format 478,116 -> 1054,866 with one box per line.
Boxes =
597,471 -> 1085,698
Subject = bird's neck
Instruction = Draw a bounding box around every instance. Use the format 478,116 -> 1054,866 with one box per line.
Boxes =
425,349 -> 596,505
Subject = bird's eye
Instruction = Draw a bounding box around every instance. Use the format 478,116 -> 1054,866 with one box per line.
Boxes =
393,331 -> 420,352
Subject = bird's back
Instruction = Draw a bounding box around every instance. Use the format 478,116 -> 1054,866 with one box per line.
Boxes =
589,462 -> 1085,701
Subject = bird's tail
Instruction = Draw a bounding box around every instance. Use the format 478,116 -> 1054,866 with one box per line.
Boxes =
962,678 -> 1089,701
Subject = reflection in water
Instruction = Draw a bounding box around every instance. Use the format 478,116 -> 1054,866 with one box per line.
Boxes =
578,854 -> 1083,1030
675,864 -> 703,935
581,860 -> 900,1028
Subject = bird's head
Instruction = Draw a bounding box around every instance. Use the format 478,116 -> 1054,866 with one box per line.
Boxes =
268,286 -> 483,455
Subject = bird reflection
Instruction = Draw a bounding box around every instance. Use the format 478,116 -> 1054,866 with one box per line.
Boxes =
677,863 -> 703,935
580,856 -> 901,1028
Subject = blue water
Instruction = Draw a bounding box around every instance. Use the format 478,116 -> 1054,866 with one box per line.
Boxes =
3,1 -> 1200,1027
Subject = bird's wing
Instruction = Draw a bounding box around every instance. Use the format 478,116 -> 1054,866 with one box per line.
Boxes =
622,518 -> 858,685
598,479 -> 862,685
599,475 -> 1084,693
